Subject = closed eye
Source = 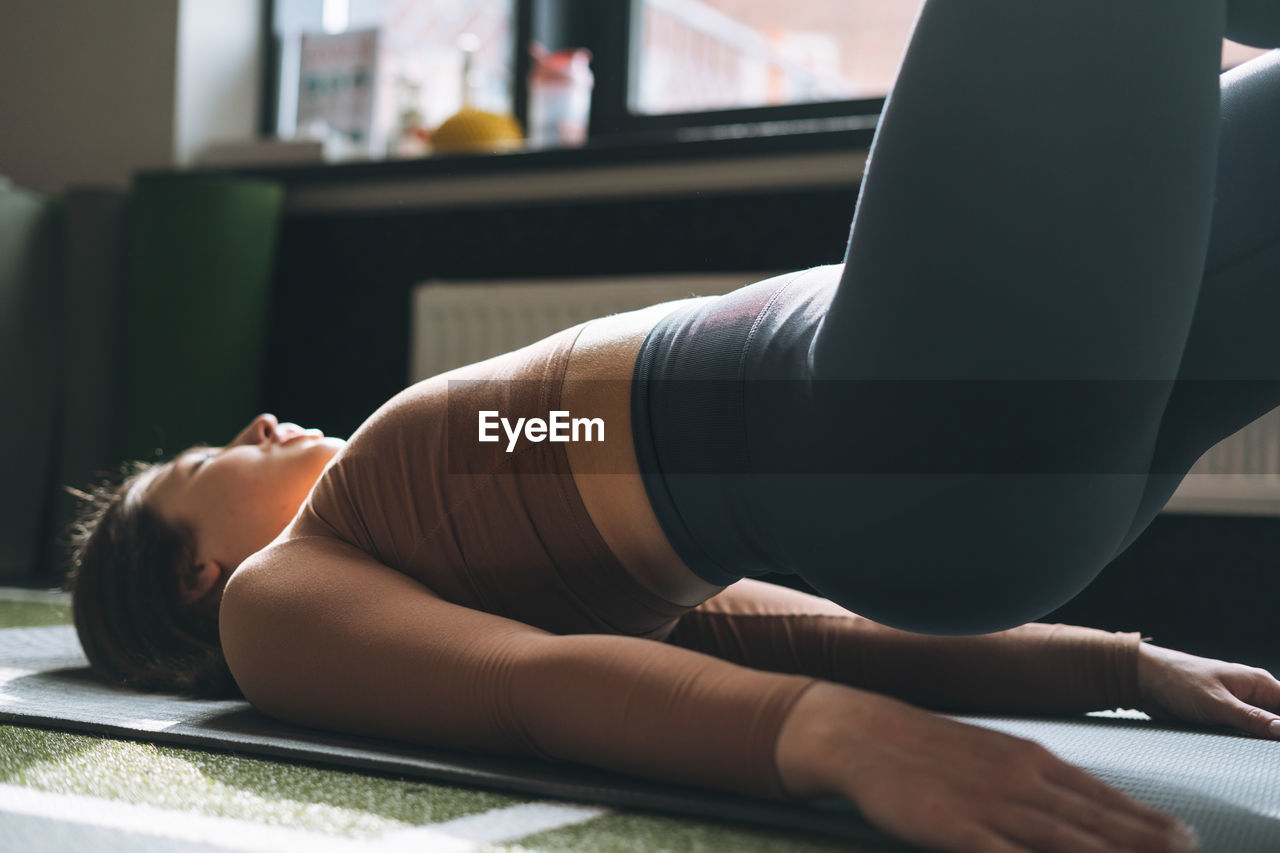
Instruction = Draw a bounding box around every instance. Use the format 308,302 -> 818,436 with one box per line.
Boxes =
187,447 -> 217,476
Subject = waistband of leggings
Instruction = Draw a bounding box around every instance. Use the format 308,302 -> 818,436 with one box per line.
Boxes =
538,322 -> 696,630
628,276 -> 812,585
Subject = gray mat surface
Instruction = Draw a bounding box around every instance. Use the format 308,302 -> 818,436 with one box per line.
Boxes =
2,626 -> 1277,852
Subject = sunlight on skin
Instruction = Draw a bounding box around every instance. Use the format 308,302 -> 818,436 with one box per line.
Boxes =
138,414 -> 348,607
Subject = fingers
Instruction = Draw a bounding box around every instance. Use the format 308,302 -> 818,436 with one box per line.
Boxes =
1033,744 -> 1181,828
1206,662 -> 1280,737
993,803 -> 1195,853
883,741 -> 1199,853
1260,670 -> 1280,738
1221,694 -> 1280,739
1013,775 -> 1199,853
1242,665 -> 1280,734
836,707 -> 1204,853
1142,648 -> 1280,739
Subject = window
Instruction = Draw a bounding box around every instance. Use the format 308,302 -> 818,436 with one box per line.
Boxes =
271,0 -> 515,156
610,0 -> 1272,140
630,0 -> 921,115
265,0 -> 1276,159
629,0 -> 1271,117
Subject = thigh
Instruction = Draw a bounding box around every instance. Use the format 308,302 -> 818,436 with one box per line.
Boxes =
803,0 -> 1229,590
1113,50 -> 1280,553
813,0 -> 1225,385
773,1 -> 1228,631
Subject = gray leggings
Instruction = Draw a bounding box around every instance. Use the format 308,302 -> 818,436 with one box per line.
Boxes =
630,2 -> 1280,634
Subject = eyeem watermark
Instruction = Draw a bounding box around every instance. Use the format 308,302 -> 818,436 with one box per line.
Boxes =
478,410 -> 605,452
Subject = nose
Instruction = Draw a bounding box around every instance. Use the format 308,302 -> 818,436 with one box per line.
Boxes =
229,413 -> 279,448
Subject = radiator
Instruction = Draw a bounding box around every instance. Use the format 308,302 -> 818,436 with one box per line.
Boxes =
1173,406 -> 1280,515
409,274 -> 1280,516
410,273 -> 772,381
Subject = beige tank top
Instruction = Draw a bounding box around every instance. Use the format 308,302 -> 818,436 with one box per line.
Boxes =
273,322 -> 1142,800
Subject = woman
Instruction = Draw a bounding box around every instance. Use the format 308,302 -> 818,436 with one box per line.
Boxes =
67,3 -> 1280,851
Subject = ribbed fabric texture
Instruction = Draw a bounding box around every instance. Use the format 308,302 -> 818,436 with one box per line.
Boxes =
629,271 -> 811,585
664,580 -> 1144,717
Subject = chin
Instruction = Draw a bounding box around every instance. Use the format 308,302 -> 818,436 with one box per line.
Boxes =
309,436 -> 347,470
281,436 -> 344,481
317,436 -> 348,454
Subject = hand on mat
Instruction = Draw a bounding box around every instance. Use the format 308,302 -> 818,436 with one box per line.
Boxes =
777,683 -> 1199,853
1136,642 -> 1280,739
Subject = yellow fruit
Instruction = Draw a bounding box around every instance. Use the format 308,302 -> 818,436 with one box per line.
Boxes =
432,108 -> 524,155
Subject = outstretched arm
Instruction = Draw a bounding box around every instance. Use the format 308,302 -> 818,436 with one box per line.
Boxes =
675,580 -> 1280,740
219,534 -> 818,800
665,579 -> 1143,714
219,535 -> 1195,852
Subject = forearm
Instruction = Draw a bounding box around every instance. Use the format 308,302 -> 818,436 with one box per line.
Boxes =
666,580 -> 1144,714
830,620 -> 1145,714
225,540 -> 826,803
773,681 -> 870,800
773,680 -> 940,802
507,632 -> 822,800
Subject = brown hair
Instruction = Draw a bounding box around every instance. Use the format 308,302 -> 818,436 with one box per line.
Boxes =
64,460 -> 242,699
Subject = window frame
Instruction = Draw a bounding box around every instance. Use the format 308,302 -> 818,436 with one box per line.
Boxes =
261,0 -> 889,150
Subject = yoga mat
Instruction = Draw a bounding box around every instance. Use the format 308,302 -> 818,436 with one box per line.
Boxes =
2,625 -> 1277,852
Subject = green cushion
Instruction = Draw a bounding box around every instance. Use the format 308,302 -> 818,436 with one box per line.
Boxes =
42,189 -> 130,583
0,180 -> 64,580
121,176 -> 284,462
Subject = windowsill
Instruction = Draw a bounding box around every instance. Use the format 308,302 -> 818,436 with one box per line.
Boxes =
142,124 -> 875,213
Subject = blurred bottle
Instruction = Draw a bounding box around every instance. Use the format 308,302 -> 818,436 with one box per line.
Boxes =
390,75 -> 430,158
528,43 -> 593,147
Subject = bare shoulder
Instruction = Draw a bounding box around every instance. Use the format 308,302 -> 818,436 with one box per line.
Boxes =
215,533 -> 558,747
219,536 -> 440,693
222,535 -> 437,626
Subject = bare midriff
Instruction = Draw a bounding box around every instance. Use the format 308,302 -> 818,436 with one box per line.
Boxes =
560,297 -> 728,608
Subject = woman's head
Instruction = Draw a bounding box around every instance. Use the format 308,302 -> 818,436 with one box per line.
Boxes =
66,413 -> 345,698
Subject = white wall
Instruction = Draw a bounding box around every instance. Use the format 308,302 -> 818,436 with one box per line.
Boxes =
175,0 -> 263,167
0,0 -> 262,194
